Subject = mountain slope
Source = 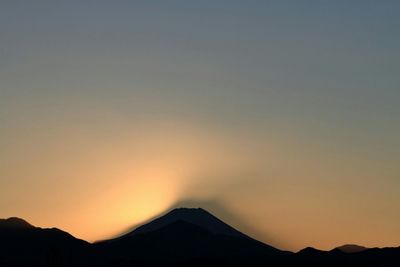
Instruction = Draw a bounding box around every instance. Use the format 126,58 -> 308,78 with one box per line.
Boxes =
0,217 -> 34,229
94,208 -> 286,266
0,217 -> 90,267
126,208 -> 249,238
1,212 -> 399,267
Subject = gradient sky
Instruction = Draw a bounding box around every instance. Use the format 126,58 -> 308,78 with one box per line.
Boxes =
1,1 -> 399,251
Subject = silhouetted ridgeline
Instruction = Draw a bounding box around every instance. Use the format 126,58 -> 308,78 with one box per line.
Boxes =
0,209 -> 399,267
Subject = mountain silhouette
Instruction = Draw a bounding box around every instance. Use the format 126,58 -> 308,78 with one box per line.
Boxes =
0,217 -> 90,267
293,245 -> 400,267
1,209 -> 399,267
334,244 -> 369,253
94,208 -> 287,266
0,217 -> 34,229
124,207 -> 251,238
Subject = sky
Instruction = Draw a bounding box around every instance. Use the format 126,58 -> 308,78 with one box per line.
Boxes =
1,1 -> 399,251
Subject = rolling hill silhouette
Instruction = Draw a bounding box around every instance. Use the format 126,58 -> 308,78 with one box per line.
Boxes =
293,245 -> 400,267
334,244 -> 369,253
0,217 -> 90,267
1,208 -> 399,267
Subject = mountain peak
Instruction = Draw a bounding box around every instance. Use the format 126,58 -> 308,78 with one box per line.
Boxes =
335,244 -> 368,253
95,207 -> 283,263
169,207 -> 206,213
166,207 -> 209,217
0,217 -> 33,229
126,207 -> 248,239
298,247 -> 324,254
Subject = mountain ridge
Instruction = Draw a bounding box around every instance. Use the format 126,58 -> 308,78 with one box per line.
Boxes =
1,208 -> 399,266
0,217 -> 34,229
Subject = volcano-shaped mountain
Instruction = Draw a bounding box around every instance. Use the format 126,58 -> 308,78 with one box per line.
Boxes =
2,210 -> 399,267
126,208 -> 249,238
93,208 -> 287,266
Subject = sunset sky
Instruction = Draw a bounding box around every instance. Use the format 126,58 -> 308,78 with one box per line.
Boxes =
1,1 -> 399,251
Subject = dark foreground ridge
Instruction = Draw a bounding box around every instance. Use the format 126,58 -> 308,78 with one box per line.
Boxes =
1,208 -> 399,267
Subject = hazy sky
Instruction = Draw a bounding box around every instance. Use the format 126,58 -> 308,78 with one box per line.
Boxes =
1,1 -> 399,251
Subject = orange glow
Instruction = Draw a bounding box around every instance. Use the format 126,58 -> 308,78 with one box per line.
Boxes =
1,119 -> 400,251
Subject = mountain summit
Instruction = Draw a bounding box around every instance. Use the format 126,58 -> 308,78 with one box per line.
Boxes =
94,207 -> 284,265
334,244 -> 369,253
126,207 -> 248,239
0,217 -> 33,229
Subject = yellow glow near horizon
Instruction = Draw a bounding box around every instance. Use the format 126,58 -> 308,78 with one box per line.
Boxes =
1,116 -> 400,251
54,158 -> 188,242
